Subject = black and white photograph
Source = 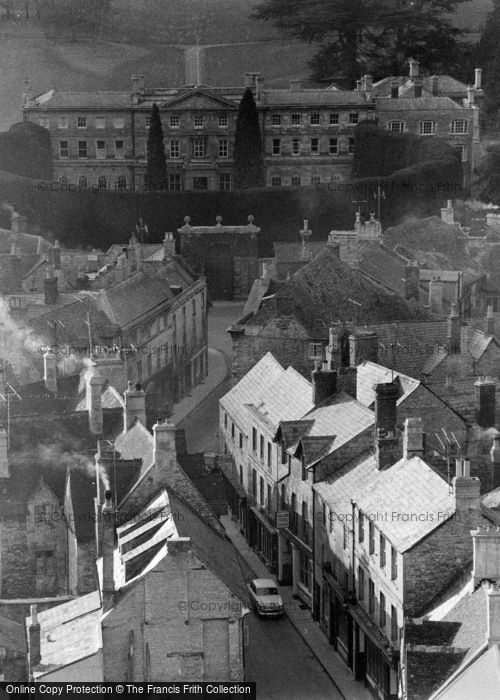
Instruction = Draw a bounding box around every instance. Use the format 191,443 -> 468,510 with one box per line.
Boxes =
0,1 -> 499,698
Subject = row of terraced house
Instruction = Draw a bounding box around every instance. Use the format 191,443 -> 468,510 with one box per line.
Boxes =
218,316 -> 500,699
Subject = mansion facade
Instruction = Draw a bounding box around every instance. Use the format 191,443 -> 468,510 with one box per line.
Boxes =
22,65 -> 481,191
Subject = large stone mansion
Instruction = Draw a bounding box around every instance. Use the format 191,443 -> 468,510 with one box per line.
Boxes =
22,60 -> 481,191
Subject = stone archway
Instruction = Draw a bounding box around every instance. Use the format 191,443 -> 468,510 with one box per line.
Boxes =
204,242 -> 233,300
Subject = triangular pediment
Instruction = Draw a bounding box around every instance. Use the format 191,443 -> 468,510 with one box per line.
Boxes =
160,88 -> 238,111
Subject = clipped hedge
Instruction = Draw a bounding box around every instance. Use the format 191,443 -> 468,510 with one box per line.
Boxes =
0,162 -> 459,255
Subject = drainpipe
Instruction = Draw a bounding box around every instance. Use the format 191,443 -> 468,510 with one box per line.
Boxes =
312,464 -> 317,620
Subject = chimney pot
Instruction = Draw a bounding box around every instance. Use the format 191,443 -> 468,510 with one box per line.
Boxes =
454,474 -> 481,511
487,584 -> 500,647
408,58 -> 419,79
124,381 -> 146,432
429,279 -> 444,316
475,377 -> 496,428
43,350 -> 57,395
474,68 -> 483,90
405,262 -> 420,302
472,529 -> 500,587
403,417 -> 425,459
0,427 -> 8,479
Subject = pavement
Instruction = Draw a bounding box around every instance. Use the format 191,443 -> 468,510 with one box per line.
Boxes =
221,515 -> 373,700
169,346 -> 229,426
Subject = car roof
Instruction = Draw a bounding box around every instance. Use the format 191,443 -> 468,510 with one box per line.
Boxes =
252,578 -> 278,587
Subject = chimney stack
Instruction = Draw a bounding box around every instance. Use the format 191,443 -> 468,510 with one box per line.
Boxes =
486,305 -> 495,336
102,490 -> 115,604
88,374 -> 104,435
487,584 -> 500,647
453,459 -> 481,512
131,75 -> 145,104
163,232 -> 176,259
52,240 -> 61,270
429,279 -> 444,316
0,427 -> 8,478
44,268 -> 58,305
43,350 -> 57,395
404,262 -> 420,301
123,381 -> 146,432
168,537 -> 192,554
28,604 -> 41,680
326,326 -> 340,370
447,302 -> 461,353
431,76 -> 439,96
403,417 -> 425,459
474,68 -> 483,91
153,419 -> 177,471
11,211 -> 27,234
471,527 -> 500,587
312,361 -> 337,406
349,331 -> 378,366
490,431 -> 500,490
361,74 -> 373,92
441,200 -> 454,225
475,377 -> 496,428
408,58 -> 419,79
467,85 -> 475,106
375,381 -> 400,470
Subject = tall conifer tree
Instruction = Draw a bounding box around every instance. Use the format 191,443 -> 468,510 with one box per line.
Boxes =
146,103 -> 168,191
233,88 -> 265,190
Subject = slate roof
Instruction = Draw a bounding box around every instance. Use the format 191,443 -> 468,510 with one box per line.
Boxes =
315,452 -> 456,552
26,591 -> 102,672
357,241 -> 407,295
251,365 -> 313,430
0,613 -> 26,655
262,89 -> 372,106
0,228 -> 51,256
295,392 -> 375,466
118,428 -> 224,535
220,352 -> 284,434
431,644 -> 500,700
249,247 -> 428,338
356,362 -> 420,408
383,217 -> 482,286
273,241 -> 326,264
97,271 -> 173,328
167,489 -> 255,602
114,421 -> 154,479
376,95 -> 467,111
31,89 -> 132,109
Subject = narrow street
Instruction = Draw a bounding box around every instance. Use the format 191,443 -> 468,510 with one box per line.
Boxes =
246,613 -> 343,700
178,302 -> 243,453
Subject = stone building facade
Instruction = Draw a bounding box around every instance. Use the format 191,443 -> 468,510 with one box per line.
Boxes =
177,215 -> 260,300
21,75 -> 375,191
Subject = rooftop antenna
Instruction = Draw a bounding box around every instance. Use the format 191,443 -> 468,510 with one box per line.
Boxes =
373,179 -> 386,223
196,30 -> 201,86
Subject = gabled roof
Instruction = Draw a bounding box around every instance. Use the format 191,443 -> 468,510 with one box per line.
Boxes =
26,591 -> 102,673
220,352 -> 284,434
249,247 -> 429,338
97,271 -> 173,328
295,392 -> 375,466
315,452 -> 456,552
158,86 -> 239,109
251,365 -> 313,430
431,644 -> 500,700
356,362 -> 420,408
